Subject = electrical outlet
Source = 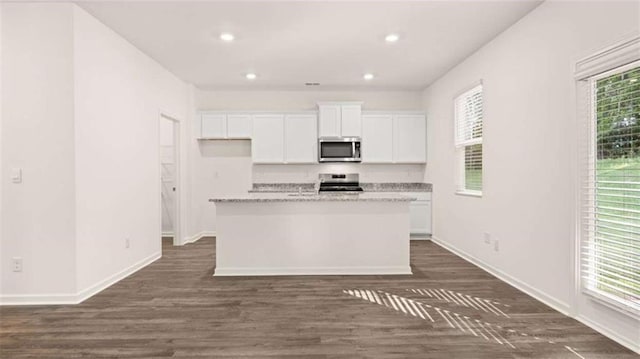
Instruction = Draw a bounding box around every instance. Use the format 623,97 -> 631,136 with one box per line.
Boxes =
494,238 -> 500,252
125,238 -> 130,249
483,232 -> 491,244
12,257 -> 22,272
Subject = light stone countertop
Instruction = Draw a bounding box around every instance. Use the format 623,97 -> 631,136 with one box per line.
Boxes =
209,192 -> 416,203
249,182 -> 432,193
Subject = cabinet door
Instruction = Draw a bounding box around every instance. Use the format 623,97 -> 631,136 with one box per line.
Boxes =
318,105 -> 341,137
341,105 -> 362,137
361,114 -> 393,163
201,114 -> 227,138
252,115 -> 285,163
285,114 -> 317,163
410,201 -> 431,235
394,114 -> 426,163
226,114 -> 252,138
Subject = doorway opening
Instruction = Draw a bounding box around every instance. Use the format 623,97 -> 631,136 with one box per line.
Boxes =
159,114 -> 181,247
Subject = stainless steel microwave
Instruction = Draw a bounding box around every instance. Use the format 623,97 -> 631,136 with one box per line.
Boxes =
318,137 -> 361,162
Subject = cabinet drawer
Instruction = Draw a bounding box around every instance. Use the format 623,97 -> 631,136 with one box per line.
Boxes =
406,192 -> 431,202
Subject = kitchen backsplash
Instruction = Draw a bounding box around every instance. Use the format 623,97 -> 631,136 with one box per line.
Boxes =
252,164 -> 425,183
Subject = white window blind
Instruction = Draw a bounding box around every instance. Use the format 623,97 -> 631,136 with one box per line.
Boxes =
582,61 -> 640,315
455,84 -> 483,193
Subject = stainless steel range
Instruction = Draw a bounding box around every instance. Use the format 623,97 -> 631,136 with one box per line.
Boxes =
318,173 -> 363,193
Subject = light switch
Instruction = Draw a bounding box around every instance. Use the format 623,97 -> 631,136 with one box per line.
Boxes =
11,168 -> 22,184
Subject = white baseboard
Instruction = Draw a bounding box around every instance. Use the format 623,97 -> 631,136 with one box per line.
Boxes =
0,251 -> 161,306
214,266 -> 412,276
0,292 -> 80,306
183,231 -> 215,245
430,236 -> 571,315
74,252 -> 161,304
575,315 -> 640,354
161,231 -> 174,237
431,236 -> 640,354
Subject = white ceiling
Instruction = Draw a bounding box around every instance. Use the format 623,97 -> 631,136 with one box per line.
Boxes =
78,1 -> 542,91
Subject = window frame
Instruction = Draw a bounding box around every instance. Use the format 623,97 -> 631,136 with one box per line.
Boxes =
581,61 -> 640,318
454,82 -> 484,197
576,35 -> 640,319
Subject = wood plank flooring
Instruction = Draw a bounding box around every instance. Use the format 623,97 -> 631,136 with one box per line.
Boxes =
1,238 -> 636,358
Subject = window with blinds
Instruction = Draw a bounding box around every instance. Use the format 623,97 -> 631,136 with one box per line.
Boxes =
582,61 -> 640,315
454,84 -> 483,194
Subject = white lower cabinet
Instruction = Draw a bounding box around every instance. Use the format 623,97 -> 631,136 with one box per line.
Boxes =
406,192 -> 432,237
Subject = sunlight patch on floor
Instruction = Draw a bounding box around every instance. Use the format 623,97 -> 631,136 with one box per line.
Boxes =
342,288 -> 586,358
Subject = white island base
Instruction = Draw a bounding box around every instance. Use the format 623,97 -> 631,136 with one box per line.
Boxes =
212,197 -> 412,276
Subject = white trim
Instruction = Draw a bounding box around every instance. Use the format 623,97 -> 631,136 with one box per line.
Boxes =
161,231 -> 174,237
452,79 -> 484,101
432,236 -> 640,354
455,190 -> 482,198
0,252 -> 161,306
430,236 -> 571,314
575,34 -> 640,80
74,252 -> 161,304
583,288 -> 640,319
158,112 -> 182,247
214,266 -> 412,276
574,314 -> 640,355
183,231 -> 216,245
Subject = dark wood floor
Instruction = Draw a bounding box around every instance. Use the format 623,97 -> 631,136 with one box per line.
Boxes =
1,238 -> 636,358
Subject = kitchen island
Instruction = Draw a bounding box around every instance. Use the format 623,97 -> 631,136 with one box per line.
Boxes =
209,192 -> 415,276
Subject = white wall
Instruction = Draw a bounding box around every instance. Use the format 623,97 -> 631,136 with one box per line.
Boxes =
192,89 -> 426,235
1,3 -> 77,298
196,90 -> 423,111
422,0 -> 639,351
1,3 -> 192,303
73,6 -> 190,291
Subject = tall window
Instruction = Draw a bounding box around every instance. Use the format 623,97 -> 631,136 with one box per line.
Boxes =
583,61 -> 640,314
454,84 -> 483,195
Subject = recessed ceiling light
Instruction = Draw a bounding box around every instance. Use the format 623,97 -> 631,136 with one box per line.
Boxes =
246,73 -> 257,80
220,33 -> 235,42
363,73 -> 374,81
385,33 -> 400,43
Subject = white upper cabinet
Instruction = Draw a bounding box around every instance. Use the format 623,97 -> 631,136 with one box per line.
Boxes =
318,105 -> 341,137
198,108 -> 424,165
226,114 -> 252,139
200,113 -> 252,139
393,114 -> 426,163
284,114 -> 317,163
251,114 -> 285,163
361,114 -> 393,163
201,114 -> 227,139
340,105 -> 362,137
317,102 -> 362,138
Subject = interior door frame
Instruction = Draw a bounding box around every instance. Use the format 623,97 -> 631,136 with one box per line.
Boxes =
159,112 -> 182,246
